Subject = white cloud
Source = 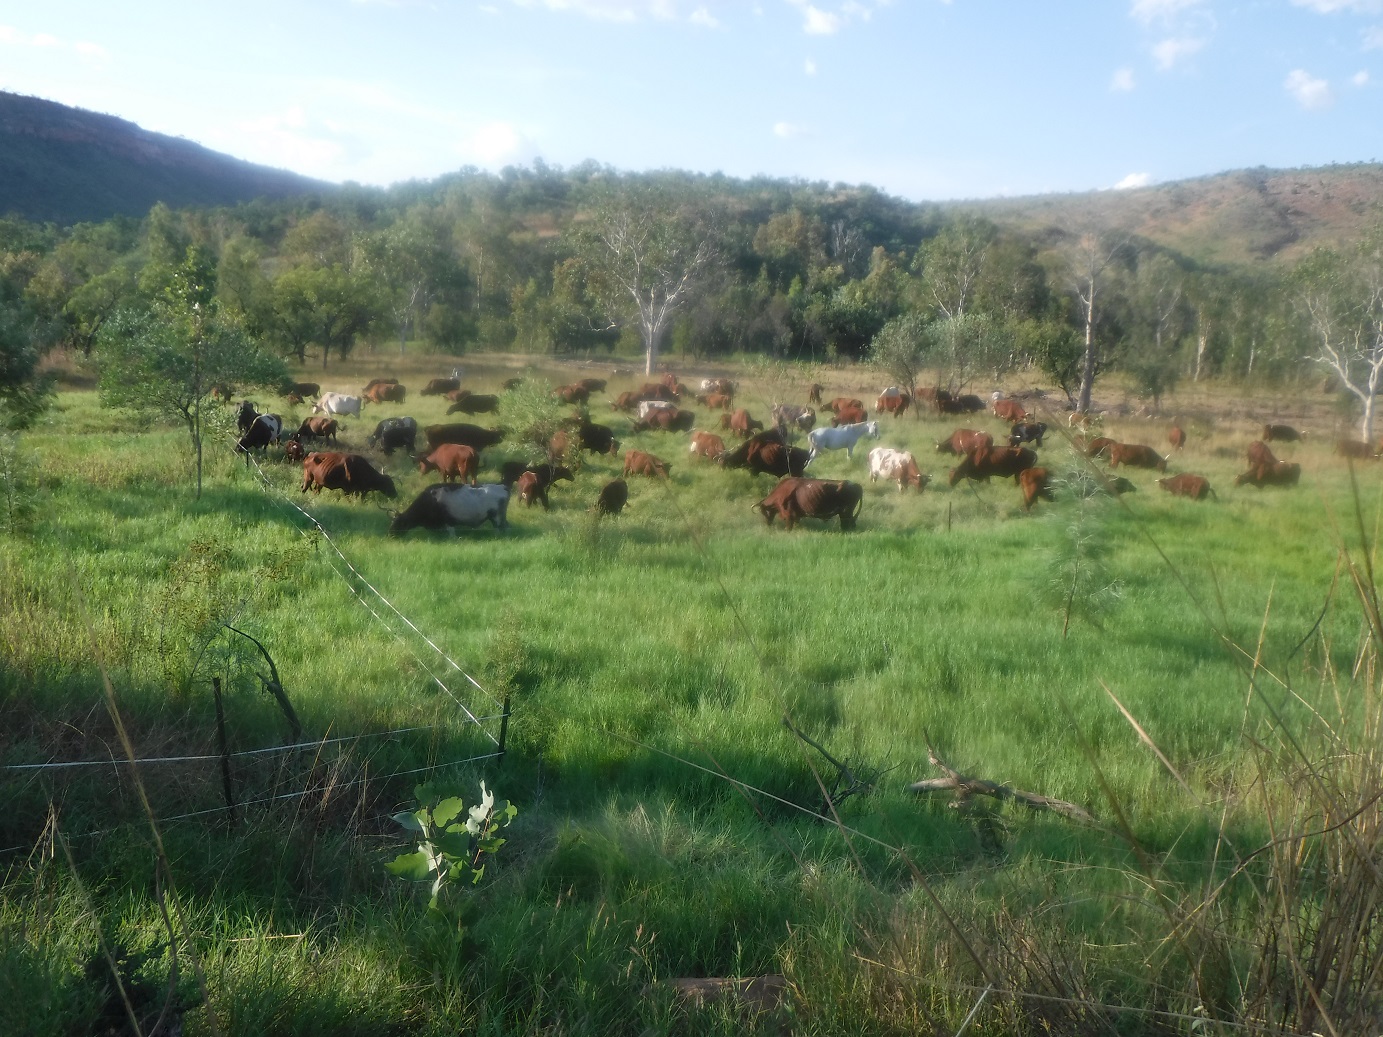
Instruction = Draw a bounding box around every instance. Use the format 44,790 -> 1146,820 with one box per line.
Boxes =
73,41 -> 108,58
1152,35 -> 1205,68
508,0 -> 639,22
1130,0 -> 1205,26
1354,68 -> 1371,84
1365,26 -> 1383,48
1291,0 -> 1383,13
688,6 -> 719,26
784,0 -> 890,35
1114,172 -> 1153,189
804,57 -> 817,74
802,5 -> 842,33
234,107 -> 347,175
31,33 -> 60,47
1285,68 -> 1335,108
1111,67 -> 1136,91
773,121 -> 805,137
0,25 -> 17,44
457,121 -> 540,166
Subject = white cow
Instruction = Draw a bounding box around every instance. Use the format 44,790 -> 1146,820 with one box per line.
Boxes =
806,420 -> 880,464
389,483 -> 509,536
867,447 -> 929,493
637,399 -> 677,420
312,392 -> 363,417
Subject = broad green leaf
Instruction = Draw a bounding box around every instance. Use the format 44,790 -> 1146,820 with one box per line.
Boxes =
433,796 -> 466,828
384,851 -> 433,881
391,811 -> 424,832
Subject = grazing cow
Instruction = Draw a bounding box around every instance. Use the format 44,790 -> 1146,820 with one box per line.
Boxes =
447,393 -> 500,416
283,438 -> 305,462
1263,424 -> 1303,443
935,428 -> 994,457
235,414 -> 283,462
689,430 -> 726,461
825,397 -> 865,415
283,381 -> 320,399
633,408 -> 696,434
363,377 -> 398,392
831,406 -> 869,427
424,423 -> 505,452
576,377 -> 607,392
363,382 -> 407,404
806,420 -> 880,463
771,403 -> 816,435
724,409 -> 765,438
389,483 -> 509,536
695,392 -> 734,410
514,464 -> 575,510
1168,425 -> 1186,451
300,452 -> 397,500
1008,422 -> 1048,448
295,417 -> 339,444
1236,460 -> 1301,488
502,377 -> 523,391
1159,473 -> 1215,500
1109,443 -> 1168,471
948,445 -> 1038,486
573,422 -> 621,456
623,449 -> 671,478
445,388 -> 473,404
610,391 -> 641,412
312,392 -> 363,417
699,378 -> 736,395
1019,467 -> 1055,511
420,377 -> 461,396
638,399 -> 678,420
634,382 -> 679,403
595,479 -> 629,517
875,389 -> 911,417
1085,436 -> 1115,459
553,383 -> 591,405
1336,439 -> 1378,460
236,400 -> 260,434
754,478 -> 864,531
1104,475 -> 1138,495
717,428 -> 787,471
954,394 -> 985,413
744,442 -> 812,478
868,447 -> 928,492
367,417 -> 418,456
418,443 -> 479,485
993,399 -> 1028,423
807,383 -> 824,405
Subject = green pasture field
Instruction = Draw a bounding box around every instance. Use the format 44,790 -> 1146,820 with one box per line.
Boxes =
3,355 -> 1380,1035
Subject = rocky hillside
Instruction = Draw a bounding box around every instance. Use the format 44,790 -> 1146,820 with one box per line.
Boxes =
0,91 -> 332,226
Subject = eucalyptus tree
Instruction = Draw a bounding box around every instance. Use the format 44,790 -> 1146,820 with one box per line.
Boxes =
1051,230 -> 1133,413
914,214 -> 997,319
573,185 -> 718,375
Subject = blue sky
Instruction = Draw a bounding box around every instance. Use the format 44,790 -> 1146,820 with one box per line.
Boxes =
2,0 -> 1381,201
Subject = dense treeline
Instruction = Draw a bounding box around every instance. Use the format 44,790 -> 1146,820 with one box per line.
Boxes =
0,163 -> 1379,428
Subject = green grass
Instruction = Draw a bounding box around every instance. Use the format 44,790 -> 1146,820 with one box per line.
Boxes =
3,362 -> 1381,1034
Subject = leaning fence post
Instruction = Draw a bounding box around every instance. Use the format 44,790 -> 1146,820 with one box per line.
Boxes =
211,677 -> 237,825
498,695 -> 512,763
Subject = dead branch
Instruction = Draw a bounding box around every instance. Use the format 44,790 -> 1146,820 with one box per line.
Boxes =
910,740 -> 1096,823
225,624 -> 301,743
783,715 -> 881,815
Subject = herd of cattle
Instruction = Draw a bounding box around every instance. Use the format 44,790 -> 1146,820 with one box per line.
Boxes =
226,373 -> 1363,536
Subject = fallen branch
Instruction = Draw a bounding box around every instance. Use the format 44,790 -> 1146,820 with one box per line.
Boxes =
910,740 -> 1096,823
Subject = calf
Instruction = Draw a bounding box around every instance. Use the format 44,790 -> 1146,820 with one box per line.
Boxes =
295,416 -> 339,444
992,398 -> 1028,423
935,428 -> 994,457
1236,460 -> 1301,488
418,443 -> 479,485
689,430 -> 726,461
624,449 -> 671,478
595,479 -> 629,517
868,447 -> 928,492
1019,467 -> 1054,511
1168,425 -> 1186,451
1108,443 -> 1167,471
514,464 -> 574,510
1158,473 -> 1215,500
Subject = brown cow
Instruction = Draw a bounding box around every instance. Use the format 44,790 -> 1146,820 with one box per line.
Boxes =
445,388 -> 473,403
1109,443 -> 1167,471
418,443 -> 479,485
935,428 -> 994,457
754,478 -> 863,531
1336,439 -> 1378,460
746,442 -> 812,478
825,397 -> 865,415
1168,425 -> 1186,451
725,408 -> 765,438
635,408 -> 696,433
636,382 -> 678,402
1264,424 -> 1302,442
623,449 -> 671,478
421,377 -> 461,396
295,416 -> 339,444
552,383 -> 590,405
363,377 -> 398,392
595,478 -> 628,516
807,383 -> 824,405
610,391 -> 640,412
689,430 -> 726,461
300,452 -> 397,500
1246,440 -> 1278,470
515,466 -> 574,510
283,438 -> 305,462
992,399 -> 1028,423
576,377 -> 607,392
875,390 -> 910,417
1085,437 -> 1115,459
717,428 -> 787,471
1019,466 -> 1054,511
1158,473 -> 1215,500
696,392 -> 734,410
1236,460 -> 1301,488
831,406 -> 869,427
948,445 -> 1038,486
363,382 -> 406,404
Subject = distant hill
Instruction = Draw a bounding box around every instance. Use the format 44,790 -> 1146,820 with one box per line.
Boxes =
949,164 -> 1383,269
0,92 -> 333,226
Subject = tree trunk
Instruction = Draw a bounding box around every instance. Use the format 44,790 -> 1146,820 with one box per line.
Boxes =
1194,331 -> 1208,382
1077,294 -> 1096,414
1362,394 -> 1376,445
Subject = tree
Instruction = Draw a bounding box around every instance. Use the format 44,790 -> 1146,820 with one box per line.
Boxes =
926,312 -> 1009,390
364,209 -> 466,355
575,187 -> 718,375
869,313 -> 929,399
1056,231 -> 1131,414
914,215 -> 996,319
0,271 -> 55,430
268,263 -> 378,367
98,248 -> 287,496
1295,237 -> 1383,441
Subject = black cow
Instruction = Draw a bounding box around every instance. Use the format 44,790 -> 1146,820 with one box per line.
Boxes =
367,416 -> 418,456
1008,421 -> 1048,448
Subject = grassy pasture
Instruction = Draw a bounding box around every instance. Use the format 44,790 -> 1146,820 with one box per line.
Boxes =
3,354 -> 1381,1035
